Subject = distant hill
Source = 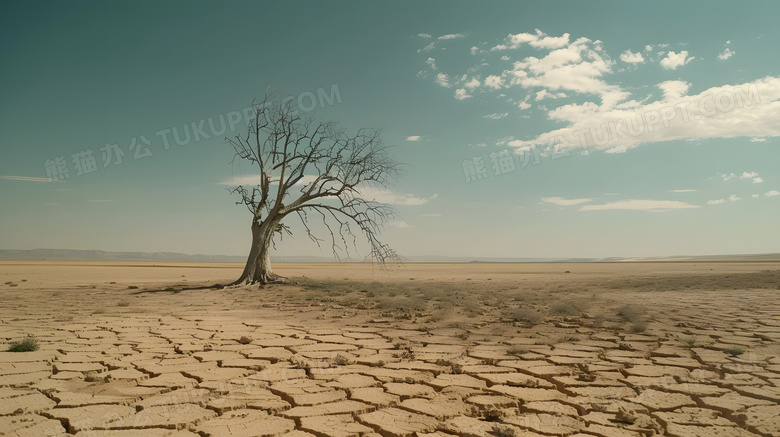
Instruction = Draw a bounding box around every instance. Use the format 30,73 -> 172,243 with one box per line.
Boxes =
0,249 -> 777,263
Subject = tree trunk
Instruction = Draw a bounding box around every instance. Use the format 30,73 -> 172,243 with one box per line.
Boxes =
233,220 -> 284,285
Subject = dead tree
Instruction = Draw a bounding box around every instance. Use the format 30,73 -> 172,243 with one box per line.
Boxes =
226,93 -> 402,285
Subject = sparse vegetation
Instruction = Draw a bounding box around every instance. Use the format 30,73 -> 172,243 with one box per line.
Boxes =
631,321 -> 648,332
550,300 -> 587,316
507,346 -> 529,356
85,372 -> 110,383
681,336 -> 697,347
7,336 -> 39,352
618,304 -> 646,322
503,307 -> 543,325
333,354 -> 352,366
723,346 -> 746,356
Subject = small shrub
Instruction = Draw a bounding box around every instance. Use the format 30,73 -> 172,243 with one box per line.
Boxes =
617,304 -> 645,323
550,301 -> 584,316
128,285 -> 138,290
504,308 -> 543,325
723,346 -> 745,356
117,301 -> 130,307
7,336 -> 39,352
507,347 -> 528,356
681,337 -> 697,347
84,372 -> 110,383
333,354 -> 352,366
631,321 -> 648,333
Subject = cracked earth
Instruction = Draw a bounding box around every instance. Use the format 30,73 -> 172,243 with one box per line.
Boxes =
1,261 -> 779,436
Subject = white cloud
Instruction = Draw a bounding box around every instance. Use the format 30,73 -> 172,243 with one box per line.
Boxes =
510,76 -> 780,154
502,36 -> 628,108
752,194 -> 760,198
501,55 -> 510,61
483,112 -> 508,120
470,46 -> 480,55
660,50 -> 694,70
418,33 -> 432,38
579,199 -> 699,211
418,42 -> 436,53
0,175 -> 63,183
767,190 -> 780,197
644,44 -> 654,52
750,137 -> 767,142
435,72 -> 450,88
406,136 -> 421,142
454,88 -> 472,100
720,171 -> 762,182
358,186 -> 437,206
668,189 -> 697,192
620,49 -> 645,64
541,197 -> 592,206
463,77 -> 480,90
439,33 -> 464,40
484,75 -> 504,89
425,57 -> 437,70
517,95 -> 531,110
658,80 -> 690,100
496,136 -> 515,146
494,29 -> 570,50
718,48 -> 735,60
729,194 -> 740,202
535,89 -> 567,101
708,199 -> 726,205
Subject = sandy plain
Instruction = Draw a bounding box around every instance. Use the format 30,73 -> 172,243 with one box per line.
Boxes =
0,261 -> 779,436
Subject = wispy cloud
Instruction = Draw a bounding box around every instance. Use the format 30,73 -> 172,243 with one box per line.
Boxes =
719,171 -> 763,184
438,33 -> 465,40
417,33 -> 432,38
541,197 -> 592,206
0,175 -> 61,183
482,112 -> 509,120
718,48 -> 735,60
492,29 -> 570,50
579,199 -> 699,212
434,73 -> 450,88
767,190 -> 780,197
357,186 -> 437,206
406,135 -> 422,142
454,89 -> 472,100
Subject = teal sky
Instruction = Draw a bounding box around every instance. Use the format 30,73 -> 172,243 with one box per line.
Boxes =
1,1 -> 779,259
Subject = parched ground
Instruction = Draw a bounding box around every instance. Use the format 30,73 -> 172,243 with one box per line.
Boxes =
1,261 -> 779,437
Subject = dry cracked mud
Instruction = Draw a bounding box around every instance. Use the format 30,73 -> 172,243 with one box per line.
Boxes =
1,261 -> 779,436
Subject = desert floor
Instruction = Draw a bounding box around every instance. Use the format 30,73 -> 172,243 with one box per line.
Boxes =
1,261 -> 779,437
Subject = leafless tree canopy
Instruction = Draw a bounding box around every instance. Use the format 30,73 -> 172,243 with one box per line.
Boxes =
227,93 -> 403,284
